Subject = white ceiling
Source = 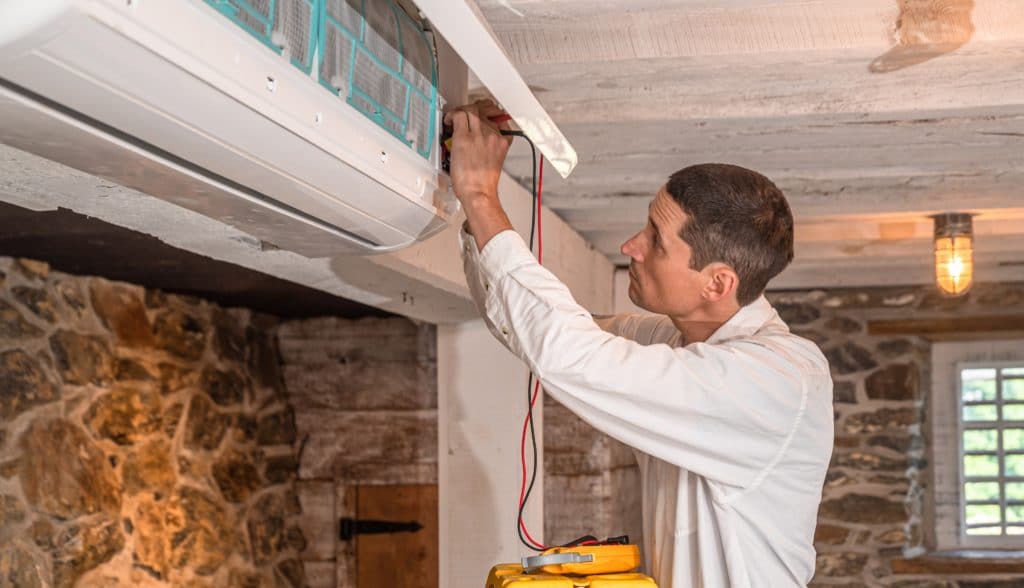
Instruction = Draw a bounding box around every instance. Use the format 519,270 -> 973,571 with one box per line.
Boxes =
474,0 -> 1024,288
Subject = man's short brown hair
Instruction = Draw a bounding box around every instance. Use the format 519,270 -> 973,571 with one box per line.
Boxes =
666,163 -> 794,306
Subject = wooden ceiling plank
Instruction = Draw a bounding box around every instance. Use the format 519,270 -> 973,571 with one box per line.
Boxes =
478,0 -> 1024,63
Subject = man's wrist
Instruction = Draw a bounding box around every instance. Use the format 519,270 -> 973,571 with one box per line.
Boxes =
459,193 -> 513,251
459,190 -> 501,211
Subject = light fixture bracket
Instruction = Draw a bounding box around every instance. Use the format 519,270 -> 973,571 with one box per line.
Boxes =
933,212 -> 974,239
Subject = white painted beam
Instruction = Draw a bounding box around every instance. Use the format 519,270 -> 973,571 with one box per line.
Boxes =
772,258 -> 1024,290
479,0 -> 1024,63
594,225 -> 1024,262
501,43 -> 1024,124
0,143 -> 615,322
507,108 -> 1024,191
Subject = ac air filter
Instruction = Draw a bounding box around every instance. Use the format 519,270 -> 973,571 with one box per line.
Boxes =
204,0 -> 318,72
319,0 -> 438,159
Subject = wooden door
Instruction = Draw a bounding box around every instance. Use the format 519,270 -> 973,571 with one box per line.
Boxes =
354,484 -> 438,588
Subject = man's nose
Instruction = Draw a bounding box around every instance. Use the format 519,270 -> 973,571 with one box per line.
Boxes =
621,233 -> 642,261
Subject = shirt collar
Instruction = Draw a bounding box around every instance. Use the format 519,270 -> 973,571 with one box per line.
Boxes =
705,295 -> 779,345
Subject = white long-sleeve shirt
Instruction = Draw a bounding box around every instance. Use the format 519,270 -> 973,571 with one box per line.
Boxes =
460,228 -> 834,588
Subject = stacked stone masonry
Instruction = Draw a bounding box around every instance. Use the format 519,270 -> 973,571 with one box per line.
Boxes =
0,257 -> 305,588
767,283 -> 1024,587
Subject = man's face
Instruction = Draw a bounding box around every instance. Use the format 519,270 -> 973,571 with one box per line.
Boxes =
621,186 -> 707,316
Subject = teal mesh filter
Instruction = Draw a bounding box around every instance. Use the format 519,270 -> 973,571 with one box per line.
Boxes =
318,0 -> 438,159
204,0 -> 318,73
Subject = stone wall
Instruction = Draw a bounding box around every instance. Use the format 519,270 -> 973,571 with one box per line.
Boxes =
0,257 -> 305,588
766,282 -> 1024,586
276,317 -> 437,587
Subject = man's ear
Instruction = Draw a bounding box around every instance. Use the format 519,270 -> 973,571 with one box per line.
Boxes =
701,263 -> 739,303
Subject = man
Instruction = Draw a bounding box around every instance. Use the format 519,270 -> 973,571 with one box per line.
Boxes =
447,101 -> 834,587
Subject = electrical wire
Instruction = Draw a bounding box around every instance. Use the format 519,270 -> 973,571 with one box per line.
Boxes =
500,129 -> 547,551
521,154 -> 546,549
488,129 -> 623,554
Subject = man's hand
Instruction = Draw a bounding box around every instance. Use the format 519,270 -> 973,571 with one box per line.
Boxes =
445,100 -> 515,249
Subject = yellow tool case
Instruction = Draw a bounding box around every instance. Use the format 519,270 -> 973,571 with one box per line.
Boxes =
486,544 -> 657,587
486,564 -> 657,587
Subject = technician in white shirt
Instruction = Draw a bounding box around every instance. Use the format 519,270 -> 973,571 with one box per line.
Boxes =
447,101 -> 834,587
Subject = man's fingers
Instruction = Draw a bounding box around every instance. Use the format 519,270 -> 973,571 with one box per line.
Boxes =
449,105 -> 481,134
447,102 -> 512,149
493,115 -> 512,133
447,102 -> 511,134
464,103 -> 482,134
448,107 -> 469,136
478,102 -> 506,118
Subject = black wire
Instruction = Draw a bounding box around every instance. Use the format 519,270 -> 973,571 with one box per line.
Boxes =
503,129 -> 544,552
501,129 -> 538,249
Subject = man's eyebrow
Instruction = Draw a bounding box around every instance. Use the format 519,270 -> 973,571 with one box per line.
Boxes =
649,215 -> 664,238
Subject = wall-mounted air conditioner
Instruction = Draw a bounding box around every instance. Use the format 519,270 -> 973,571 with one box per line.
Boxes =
0,0 -> 576,256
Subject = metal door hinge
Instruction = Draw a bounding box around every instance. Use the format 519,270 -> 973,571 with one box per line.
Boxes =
339,517 -> 423,541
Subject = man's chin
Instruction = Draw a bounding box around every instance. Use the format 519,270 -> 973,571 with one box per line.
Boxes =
627,287 -> 646,311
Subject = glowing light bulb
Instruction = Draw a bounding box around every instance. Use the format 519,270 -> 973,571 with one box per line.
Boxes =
948,255 -> 963,279
932,213 -> 974,297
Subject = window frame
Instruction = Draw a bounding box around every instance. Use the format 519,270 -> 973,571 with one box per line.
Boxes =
932,341 -> 1024,551
956,361 -> 1024,547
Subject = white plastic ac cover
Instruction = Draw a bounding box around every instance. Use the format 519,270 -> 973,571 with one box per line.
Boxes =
0,0 -> 458,256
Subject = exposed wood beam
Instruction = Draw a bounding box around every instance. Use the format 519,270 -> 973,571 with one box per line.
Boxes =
505,43 -> 1024,125
869,317 -> 1024,338
479,0 -> 1024,63
560,208 -> 1024,236
590,229 -> 1024,267
891,554 -> 1024,575
510,107 -> 1024,165
539,174 -> 1024,222
771,258 -> 1024,290
507,110 -> 1024,185
498,106 -> 1024,221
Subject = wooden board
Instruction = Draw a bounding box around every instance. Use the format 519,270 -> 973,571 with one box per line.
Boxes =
869,316 -> 1024,337
355,484 -> 439,588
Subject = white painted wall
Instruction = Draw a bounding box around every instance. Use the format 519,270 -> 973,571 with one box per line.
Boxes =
438,321 -> 542,587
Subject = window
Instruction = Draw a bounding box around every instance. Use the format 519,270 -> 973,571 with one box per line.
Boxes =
959,365 -> 1024,539
933,342 -> 1024,550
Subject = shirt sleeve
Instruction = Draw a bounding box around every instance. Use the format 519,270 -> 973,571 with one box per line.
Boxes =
467,230 -> 808,489
595,314 -> 677,344
459,222 -> 513,347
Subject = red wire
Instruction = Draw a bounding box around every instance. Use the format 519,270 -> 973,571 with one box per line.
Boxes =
518,154 -> 547,551
518,379 -> 545,549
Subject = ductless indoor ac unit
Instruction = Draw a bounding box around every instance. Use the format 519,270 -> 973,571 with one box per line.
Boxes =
0,0 -> 576,256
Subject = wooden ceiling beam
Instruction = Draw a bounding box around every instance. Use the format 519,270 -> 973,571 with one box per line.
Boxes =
479,0 -> 1024,63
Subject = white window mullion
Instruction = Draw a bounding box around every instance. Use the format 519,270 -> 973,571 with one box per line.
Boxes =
998,368 -> 1007,536
933,341 -> 1024,551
